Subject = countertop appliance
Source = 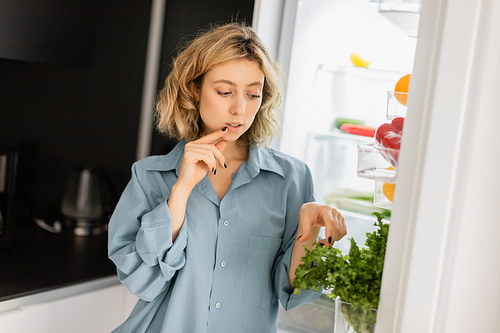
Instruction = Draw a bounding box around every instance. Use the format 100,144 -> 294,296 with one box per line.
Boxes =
35,166 -> 114,236
60,166 -> 112,236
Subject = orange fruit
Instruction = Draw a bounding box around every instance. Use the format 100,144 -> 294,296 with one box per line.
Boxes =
382,183 -> 395,202
394,74 -> 411,106
382,166 -> 395,202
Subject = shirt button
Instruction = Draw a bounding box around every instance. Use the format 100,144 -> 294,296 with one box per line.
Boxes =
215,302 -> 221,309
223,220 -> 229,226
221,261 -> 227,267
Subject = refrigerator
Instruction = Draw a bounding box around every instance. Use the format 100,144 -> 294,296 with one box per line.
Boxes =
253,0 -> 500,332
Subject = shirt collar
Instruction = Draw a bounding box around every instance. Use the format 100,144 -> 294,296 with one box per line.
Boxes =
145,140 -> 185,175
247,143 -> 285,179
145,140 -> 285,179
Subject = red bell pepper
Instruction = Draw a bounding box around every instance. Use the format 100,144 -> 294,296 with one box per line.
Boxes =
374,117 -> 405,168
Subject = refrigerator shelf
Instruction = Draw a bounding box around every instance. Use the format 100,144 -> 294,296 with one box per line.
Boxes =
377,0 -> 421,37
319,64 -> 407,81
336,207 -> 390,223
310,129 -> 374,142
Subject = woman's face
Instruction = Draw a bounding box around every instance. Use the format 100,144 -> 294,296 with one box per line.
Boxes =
194,59 -> 265,142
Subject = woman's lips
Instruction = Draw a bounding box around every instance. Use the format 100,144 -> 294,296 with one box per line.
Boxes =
226,123 -> 243,133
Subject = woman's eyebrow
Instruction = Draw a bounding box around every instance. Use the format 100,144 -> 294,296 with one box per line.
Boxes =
213,79 -> 263,87
248,82 -> 263,87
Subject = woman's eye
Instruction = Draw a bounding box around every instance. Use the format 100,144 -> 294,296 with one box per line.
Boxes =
217,91 -> 231,96
249,94 -> 261,99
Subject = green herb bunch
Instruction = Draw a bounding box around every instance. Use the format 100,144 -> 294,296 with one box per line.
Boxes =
293,212 -> 390,332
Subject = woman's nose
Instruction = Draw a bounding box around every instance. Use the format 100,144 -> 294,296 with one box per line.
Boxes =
231,95 -> 246,115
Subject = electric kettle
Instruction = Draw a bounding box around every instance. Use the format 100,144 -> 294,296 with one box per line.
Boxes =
60,166 -> 111,236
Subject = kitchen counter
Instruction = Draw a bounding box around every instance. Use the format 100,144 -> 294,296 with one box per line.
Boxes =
0,226 -> 116,302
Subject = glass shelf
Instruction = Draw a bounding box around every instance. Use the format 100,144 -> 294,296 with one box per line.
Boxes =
377,0 -> 421,38
319,64 -> 407,81
379,0 -> 421,13
337,208 -> 384,222
309,130 -> 375,142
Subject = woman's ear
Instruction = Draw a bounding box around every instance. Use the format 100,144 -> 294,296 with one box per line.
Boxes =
190,81 -> 200,101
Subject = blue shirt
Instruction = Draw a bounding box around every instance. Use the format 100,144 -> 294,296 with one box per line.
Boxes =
108,140 -> 321,333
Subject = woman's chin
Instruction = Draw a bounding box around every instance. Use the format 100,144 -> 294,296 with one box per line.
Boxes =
225,129 -> 247,141
224,134 -> 242,142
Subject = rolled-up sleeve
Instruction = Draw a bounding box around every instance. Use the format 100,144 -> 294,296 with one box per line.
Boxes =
108,162 -> 188,302
272,164 -> 322,311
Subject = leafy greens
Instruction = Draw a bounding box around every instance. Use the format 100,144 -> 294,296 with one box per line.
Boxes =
293,212 -> 390,332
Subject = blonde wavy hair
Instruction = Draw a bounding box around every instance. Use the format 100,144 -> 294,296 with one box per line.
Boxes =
155,22 -> 284,148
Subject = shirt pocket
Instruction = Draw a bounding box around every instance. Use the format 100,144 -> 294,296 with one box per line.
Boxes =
243,235 -> 282,309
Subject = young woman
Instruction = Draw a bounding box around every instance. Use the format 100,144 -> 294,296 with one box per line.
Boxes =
108,22 -> 346,333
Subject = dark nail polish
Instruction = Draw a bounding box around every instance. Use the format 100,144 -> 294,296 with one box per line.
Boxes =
319,243 -> 324,247
214,169 -> 217,175
328,237 -> 332,244
224,162 -> 227,168
297,235 -> 302,241
222,127 -> 227,131
212,167 -> 214,173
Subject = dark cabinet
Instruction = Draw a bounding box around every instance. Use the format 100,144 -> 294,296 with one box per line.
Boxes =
0,0 -> 254,228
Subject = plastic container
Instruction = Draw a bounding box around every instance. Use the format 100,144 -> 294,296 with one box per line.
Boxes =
386,91 -> 408,119
277,292 -> 335,333
333,296 -> 377,333
374,180 -> 394,209
357,143 -> 398,183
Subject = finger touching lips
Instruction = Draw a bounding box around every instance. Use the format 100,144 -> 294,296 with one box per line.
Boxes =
197,127 -> 229,144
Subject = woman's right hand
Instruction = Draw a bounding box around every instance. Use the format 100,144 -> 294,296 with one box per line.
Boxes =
176,127 -> 228,192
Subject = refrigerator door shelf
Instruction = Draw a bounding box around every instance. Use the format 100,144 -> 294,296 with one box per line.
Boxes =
374,180 -> 394,209
386,91 -> 408,119
378,0 -> 421,37
357,142 -> 398,183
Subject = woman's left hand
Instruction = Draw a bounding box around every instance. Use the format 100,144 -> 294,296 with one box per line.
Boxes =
296,202 -> 347,247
